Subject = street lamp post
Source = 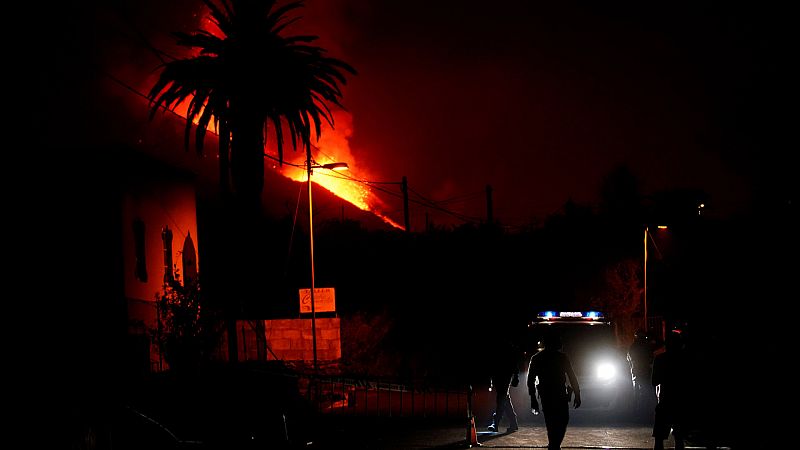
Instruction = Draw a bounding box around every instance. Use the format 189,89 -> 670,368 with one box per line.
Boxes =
643,227 -> 649,331
643,225 -> 667,331
306,155 -> 348,374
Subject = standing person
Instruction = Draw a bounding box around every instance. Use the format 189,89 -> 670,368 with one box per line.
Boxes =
487,337 -> 521,433
651,331 -> 688,450
528,332 -> 581,450
628,329 -> 656,412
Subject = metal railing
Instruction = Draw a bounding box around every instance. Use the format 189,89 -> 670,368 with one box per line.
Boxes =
298,374 -> 469,418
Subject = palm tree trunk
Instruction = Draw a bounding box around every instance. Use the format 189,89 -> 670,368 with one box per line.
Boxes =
216,122 -> 240,363
230,117 -> 265,213
226,115 -> 265,363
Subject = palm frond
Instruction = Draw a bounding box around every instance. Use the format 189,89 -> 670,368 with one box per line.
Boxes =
265,1 -> 304,32
149,0 -> 354,198
202,0 -> 234,36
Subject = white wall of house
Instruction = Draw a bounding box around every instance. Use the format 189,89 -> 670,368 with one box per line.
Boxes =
122,175 -> 199,370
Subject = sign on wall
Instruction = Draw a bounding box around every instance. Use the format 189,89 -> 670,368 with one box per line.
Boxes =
299,287 -> 336,313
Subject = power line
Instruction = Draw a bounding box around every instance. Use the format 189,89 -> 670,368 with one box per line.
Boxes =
264,152 -> 305,168
102,47 -> 487,229
436,190 -> 485,206
407,186 -> 482,223
407,186 -> 441,208
359,180 -> 403,186
103,1 -> 511,231
109,2 -> 179,64
107,69 -> 484,227
100,10 -> 490,229
323,170 -> 482,225
284,183 -> 305,278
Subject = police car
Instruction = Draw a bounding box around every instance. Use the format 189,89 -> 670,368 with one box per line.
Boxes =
524,311 -> 633,414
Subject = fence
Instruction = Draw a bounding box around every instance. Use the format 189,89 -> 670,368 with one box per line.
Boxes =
297,374 -> 469,419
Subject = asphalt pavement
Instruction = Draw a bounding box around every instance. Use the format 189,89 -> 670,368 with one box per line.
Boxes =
304,416 -> 720,450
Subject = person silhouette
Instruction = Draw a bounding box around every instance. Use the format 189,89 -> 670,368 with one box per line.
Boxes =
628,329 -> 656,412
487,336 -> 521,433
527,331 -> 581,450
651,331 -> 688,450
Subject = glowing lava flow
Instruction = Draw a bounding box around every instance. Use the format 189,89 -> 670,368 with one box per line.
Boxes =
167,98 -> 403,229
280,162 -> 404,230
164,14 -> 403,229
276,113 -> 404,230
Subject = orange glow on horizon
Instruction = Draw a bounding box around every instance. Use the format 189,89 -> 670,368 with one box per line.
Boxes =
278,113 -> 404,230
154,8 -> 403,229
283,166 -> 404,231
168,99 -> 403,230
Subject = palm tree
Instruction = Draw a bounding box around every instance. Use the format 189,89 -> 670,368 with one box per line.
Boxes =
148,0 -> 355,209
148,0 -> 354,363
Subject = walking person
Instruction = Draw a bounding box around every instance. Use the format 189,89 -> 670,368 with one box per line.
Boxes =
487,337 -> 521,433
652,331 -> 688,450
528,332 -> 581,450
628,329 -> 657,412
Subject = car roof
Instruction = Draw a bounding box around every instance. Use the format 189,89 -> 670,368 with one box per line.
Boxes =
530,310 -> 611,326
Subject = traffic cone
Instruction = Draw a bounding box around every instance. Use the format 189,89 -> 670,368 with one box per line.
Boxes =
465,385 -> 481,448
466,414 -> 481,448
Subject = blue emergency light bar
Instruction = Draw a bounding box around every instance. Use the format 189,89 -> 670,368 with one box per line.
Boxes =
536,311 -> 605,320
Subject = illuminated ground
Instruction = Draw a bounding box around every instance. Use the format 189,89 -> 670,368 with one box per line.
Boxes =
314,418 -> 719,449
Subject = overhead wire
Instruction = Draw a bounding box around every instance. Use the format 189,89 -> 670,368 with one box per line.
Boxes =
408,186 -> 482,224
106,67 -> 487,227
110,3 -> 178,64
284,182 -> 305,278
436,190 -> 485,206
99,11 -> 493,231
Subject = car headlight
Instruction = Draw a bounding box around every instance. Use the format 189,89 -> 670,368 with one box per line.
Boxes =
596,361 -> 617,381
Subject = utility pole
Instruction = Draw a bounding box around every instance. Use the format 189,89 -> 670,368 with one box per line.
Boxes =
402,175 -> 410,232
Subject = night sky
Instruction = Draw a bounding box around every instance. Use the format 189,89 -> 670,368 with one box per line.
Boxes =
299,0 -> 793,227
39,0 -> 793,229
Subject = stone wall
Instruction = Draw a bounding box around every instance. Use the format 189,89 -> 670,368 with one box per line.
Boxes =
265,318 -> 341,361
232,318 -> 341,362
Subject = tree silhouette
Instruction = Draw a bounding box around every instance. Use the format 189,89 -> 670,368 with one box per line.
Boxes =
592,258 -> 642,346
148,0 -> 355,362
148,0 -> 355,209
